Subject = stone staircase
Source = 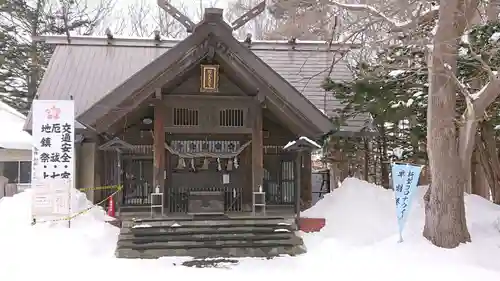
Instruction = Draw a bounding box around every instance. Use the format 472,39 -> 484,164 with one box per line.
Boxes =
115,214 -> 307,259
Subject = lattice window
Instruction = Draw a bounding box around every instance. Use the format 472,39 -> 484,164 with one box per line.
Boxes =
219,109 -> 244,127
171,140 -> 241,153
173,108 -> 199,126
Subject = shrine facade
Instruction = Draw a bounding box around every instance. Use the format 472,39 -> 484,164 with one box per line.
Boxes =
24,8 -> 366,216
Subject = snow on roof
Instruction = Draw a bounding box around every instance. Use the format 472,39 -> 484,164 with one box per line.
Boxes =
0,101 -> 26,123
283,136 -> 322,150
0,100 -> 32,150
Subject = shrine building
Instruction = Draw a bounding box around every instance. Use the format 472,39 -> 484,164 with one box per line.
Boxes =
23,8 -> 370,218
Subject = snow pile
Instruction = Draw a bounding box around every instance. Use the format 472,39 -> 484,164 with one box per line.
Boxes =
0,188 -> 119,263
0,101 -> 32,150
0,177 -> 499,279
302,177 -> 500,273
302,178 -> 400,245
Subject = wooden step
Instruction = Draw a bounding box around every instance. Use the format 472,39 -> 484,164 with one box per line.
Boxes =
123,219 -> 294,228
118,232 -> 294,243
115,245 -> 306,258
123,226 -> 294,236
117,237 -> 302,250
131,215 -> 289,223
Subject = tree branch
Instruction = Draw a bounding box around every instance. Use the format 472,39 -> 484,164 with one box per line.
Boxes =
471,77 -> 500,117
456,76 -> 500,168
447,67 -> 474,115
469,47 -> 496,80
327,1 -> 439,32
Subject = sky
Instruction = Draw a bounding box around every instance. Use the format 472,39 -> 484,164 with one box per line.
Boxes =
109,0 -> 230,23
90,0 -> 242,37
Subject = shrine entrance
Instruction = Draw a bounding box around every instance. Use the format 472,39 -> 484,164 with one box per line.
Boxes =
122,158 -> 153,205
166,138 -> 250,213
263,146 -> 297,207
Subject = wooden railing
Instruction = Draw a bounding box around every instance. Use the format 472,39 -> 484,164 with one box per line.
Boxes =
167,185 -> 243,213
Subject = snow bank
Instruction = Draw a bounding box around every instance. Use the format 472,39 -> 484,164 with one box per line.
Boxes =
302,178 -> 399,245
302,177 -> 500,273
0,177 -> 499,279
0,188 -> 119,263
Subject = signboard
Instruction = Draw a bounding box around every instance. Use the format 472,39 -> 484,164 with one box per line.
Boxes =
391,163 -> 422,242
31,100 -> 75,223
200,64 -> 219,92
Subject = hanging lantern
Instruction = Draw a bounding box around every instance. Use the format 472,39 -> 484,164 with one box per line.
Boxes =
200,158 -> 210,170
234,156 -> 239,169
176,157 -> 186,170
226,158 -> 233,171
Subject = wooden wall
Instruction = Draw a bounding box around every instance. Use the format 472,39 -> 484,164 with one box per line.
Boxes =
92,90 -> 312,209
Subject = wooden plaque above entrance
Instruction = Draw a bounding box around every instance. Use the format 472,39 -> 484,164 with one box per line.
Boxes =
200,64 -> 219,92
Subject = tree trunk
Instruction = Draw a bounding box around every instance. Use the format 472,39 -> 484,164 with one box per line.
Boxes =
424,1 -> 471,248
471,143 -> 490,199
380,135 -> 389,188
363,138 -> 369,181
487,0 -> 500,22
28,0 -> 44,107
479,124 -> 500,203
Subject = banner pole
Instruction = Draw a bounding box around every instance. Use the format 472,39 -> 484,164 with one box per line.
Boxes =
68,183 -> 71,228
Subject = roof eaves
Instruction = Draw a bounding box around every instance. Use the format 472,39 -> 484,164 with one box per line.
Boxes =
208,27 -> 335,135
32,35 -> 361,52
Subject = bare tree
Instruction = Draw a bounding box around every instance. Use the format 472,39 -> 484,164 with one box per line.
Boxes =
307,0 -> 500,248
124,0 -> 188,38
227,0 -> 277,39
193,0 -> 219,22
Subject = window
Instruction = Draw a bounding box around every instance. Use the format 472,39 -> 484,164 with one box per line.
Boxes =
1,162 -> 19,183
173,108 -> 199,126
219,109 -> 244,127
0,161 -> 31,183
19,161 -> 32,183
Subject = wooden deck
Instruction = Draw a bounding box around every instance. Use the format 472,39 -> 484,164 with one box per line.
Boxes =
117,205 -> 296,220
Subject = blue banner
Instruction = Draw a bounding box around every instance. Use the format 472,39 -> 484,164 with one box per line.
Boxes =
391,163 -> 422,242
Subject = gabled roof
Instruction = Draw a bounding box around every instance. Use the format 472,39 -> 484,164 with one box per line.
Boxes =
24,10 -> 371,136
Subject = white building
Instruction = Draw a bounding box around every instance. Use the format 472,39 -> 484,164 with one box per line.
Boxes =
0,100 -> 32,191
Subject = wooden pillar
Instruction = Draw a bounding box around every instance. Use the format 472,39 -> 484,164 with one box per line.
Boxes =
153,89 -> 166,201
295,151 -> 302,216
301,151 -> 312,210
251,103 -> 263,192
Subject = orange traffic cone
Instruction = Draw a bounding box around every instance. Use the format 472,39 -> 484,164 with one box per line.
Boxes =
107,196 -> 115,218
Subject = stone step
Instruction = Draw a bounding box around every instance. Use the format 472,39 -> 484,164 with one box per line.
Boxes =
123,226 -> 294,236
114,211 -> 305,259
118,232 -> 294,243
124,219 -> 294,228
117,237 -> 302,250
115,245 -> 306,259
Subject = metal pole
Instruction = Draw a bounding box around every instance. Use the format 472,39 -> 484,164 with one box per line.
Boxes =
116,149 -> 122,217
294,150 -> 302,220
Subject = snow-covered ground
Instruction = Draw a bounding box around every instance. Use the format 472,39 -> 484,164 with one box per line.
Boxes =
1,178 -> 500,280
